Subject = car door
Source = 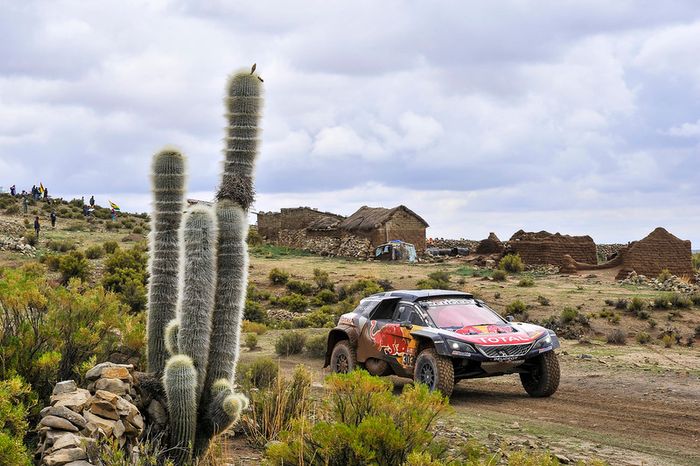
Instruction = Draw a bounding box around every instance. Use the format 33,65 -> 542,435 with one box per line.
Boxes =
357,298 -> 400,363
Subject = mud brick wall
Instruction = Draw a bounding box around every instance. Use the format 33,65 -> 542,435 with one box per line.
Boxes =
370,209 -> 427,251
615,227 -> 693,279
257,211 -> 281,240
508,231 -> 597,267
257,207 -> 343,241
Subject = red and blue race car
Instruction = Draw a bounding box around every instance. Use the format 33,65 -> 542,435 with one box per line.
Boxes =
325,289 -> 560,397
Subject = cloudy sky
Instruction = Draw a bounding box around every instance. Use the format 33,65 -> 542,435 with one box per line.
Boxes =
1,0 -> 699,245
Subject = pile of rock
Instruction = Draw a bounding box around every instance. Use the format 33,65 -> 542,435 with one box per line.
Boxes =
618,271 -> 697,293
267,308 -> 304,322
427,238 -> 479,251
596,243 -> 626,261
0,235 -> 36,256
37,363 -> 145,466
0,218 -> 24,236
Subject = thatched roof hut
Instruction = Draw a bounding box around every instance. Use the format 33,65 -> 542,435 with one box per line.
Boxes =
339,205 -> 429,251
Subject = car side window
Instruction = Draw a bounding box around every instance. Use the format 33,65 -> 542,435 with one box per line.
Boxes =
393,304 -> 411,322
408,309 -> 426,326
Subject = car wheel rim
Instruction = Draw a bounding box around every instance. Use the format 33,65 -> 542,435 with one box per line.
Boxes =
419,363 -> 436,388
335,353 -> 349,373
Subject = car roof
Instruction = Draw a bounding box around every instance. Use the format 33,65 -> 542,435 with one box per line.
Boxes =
366,289 -> 473,302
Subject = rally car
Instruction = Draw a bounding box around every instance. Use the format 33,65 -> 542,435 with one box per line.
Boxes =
324,290 -> 560,397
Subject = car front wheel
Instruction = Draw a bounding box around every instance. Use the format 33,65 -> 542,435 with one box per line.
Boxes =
330,340 -> 357,374
413,348 -> 454,397
520,351 -> 560,397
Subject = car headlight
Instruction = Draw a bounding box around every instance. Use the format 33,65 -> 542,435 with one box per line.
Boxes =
532,334 -> 553,350
445,339 -> 476,354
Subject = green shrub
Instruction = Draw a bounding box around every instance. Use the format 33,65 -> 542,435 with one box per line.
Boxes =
276,293 -> 309,312
491,269 -> 507,281
637,309 -> 650,320
657,268 -> 673,282
606,328 -> 627,345
662,334 -> 674,348
47,239 -> 76,252
4,203 -> 20,215
275,331 -> 307,356
314,289 -> 338,305
242,320 -> 268,335
132,226 -> 143,234
0,377 -> 34,466
42,253 -> 61,271
238,357 -> 279,389
628,296 -> 646,314
247,284 -> 271,302
313,268 -> 334,291
653,296 -> 671,309
265,370 -> 450,466
58,251 -> 90,283
84,245 -> 105,259
103,241 -> 119,254
636,331 -> 651,344
536,295 -> 550,306
269,268 -> 290,285
247,228 -> 264,246
560,307 -> 579,324
245,299 -> 267,323
669,293 -> 692,309
243,365 -> 311,447
499,254 -> 524,273
615,298 -> 628,310
293,307 -> 337,329
305,334 -> 328,358
286,279 -> 315,295
245,333 -> 259,351
505,300 -> 527,316
517,277 -> 534,287
22,233 -> 37,247
693,253 -> 700,271
101,248 -> 148,312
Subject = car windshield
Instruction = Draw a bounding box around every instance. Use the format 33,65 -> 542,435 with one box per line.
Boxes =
420,298 -> 505,328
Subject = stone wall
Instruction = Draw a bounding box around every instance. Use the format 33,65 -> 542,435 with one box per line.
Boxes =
277,229 -> 372,258
615,227 -> 693,280
507,230 -> 597,267
257,207 -> 344,241
427,238 -> 480,250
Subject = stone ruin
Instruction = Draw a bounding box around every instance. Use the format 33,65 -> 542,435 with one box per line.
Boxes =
506,230 -> 597,268
475,232 -> 504,254
35,362 -> 166,466
561,227 -> 694,280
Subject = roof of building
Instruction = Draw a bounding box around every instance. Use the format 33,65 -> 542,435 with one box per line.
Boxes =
339,205 -> 429,232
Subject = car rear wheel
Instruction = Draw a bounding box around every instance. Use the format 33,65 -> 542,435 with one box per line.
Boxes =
520,351 -> 560,397
413,348 -> 454,397
330,340 -> 357,374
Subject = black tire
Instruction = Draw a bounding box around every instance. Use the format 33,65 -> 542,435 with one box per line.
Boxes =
520,351 -> 560,397
330,340 -> 357,374
413,348 -> 455,397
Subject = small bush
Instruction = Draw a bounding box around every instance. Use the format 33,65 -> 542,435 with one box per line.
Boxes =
22,233 -> 37,247
84,245 -> 105,259
103,241 -> 119,254
560,307 -> 579,324
499,254 -> 524,273
305,334 -> 327,358
615,298 -> 628,310
491,269 -> 507,281
244,299 -> 267,323
238,357 -> 279,389
505,300 -> 528,318
313,268 -> 334,291
4,203 -> 20,215
43,253 -> 61,271
58,251 -> 90,283
606,328 -> 627,345
314,289 -> 338,305
637,309 -> 650,320
657,268 -> 673,282
636,331 -> 651,344
653,296 -> 671,309
269,268 -> 290,285
536,295 -> 550,306
47,239 -> 76,252
628,296 -> 646,314
669,293 -> 692,309
285,279 -> 315,295
276,293 -> 309,312
0,377 -> 35,466
132,226 -> 143,234
242,320 -> 268,335
245,333 -> 259,351
648,318 -> 658,329
275,331 -> 307,356
416,270 -> 451,289
517,277 -> 534,287
604,298 -> 615,306
662,334 -> 674,348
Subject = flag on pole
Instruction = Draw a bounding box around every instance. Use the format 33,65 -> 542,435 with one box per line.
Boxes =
109,201 -> 121,212
39,182 -> 45,194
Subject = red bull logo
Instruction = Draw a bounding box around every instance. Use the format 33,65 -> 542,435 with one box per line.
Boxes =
370,321 -> 410,356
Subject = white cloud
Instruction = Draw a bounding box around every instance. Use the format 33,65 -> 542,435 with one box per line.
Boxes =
666,119 -> 700,137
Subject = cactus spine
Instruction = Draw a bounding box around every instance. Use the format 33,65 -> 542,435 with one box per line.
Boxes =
147,68 -> 263,462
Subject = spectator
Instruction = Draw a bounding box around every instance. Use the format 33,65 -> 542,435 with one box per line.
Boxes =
34,216 -> 40,239
22,196 -> 28,214
89,195 -> 95,207
43,187 -> 48,200
83,204 -> 88,217
50,210 -> 57,228
10,185 -> 16,196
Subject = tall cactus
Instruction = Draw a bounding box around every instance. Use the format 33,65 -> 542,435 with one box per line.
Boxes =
147,67 -> 263,462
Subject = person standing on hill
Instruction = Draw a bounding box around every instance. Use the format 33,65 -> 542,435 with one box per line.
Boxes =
10,185 -> 15,196
22,196 -> 28,214
50,210 -> 57,228
34,216 -> 40,239
89,195 -> 95,207
43,188 -> 48,201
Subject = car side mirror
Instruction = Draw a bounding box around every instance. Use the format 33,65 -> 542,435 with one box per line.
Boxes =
506,315 -> 514,322
400,321 -> 413,330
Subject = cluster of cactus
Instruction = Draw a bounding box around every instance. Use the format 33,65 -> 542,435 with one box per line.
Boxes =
146,68 -> 263,463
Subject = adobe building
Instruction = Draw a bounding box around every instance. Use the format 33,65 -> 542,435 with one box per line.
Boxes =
614,227 -> 693,279
507,230 -> 598,267
339,205 -> 429,252
256,207 -> 344,242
